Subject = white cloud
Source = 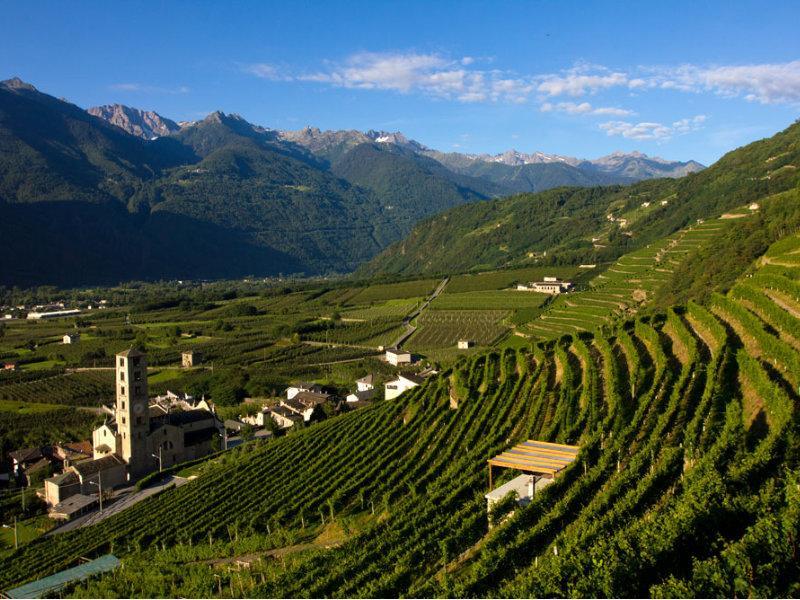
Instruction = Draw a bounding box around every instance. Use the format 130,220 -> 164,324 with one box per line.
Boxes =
110,83 -> 190,94
541,101 -> 632,116
649,61 -> 800,104
293,52 -> 536,103
243,52 -> 800,110
537,66 -> 628,97
244,63 -> 281,80
600,114 -> 707,141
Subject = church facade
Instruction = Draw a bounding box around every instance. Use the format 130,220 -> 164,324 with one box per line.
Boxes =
45,348 -> 222,509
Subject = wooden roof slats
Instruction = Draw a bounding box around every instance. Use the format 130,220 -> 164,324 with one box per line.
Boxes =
522,440 -> 580,454
487,459 -> 559,475
488,439 -> 581,478
505,447 -> 576,463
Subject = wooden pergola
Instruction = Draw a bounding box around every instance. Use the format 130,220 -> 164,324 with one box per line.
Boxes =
488,439 -> 580,489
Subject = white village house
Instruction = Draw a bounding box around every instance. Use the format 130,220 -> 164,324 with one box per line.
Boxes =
385,372 -> 424,400
347,373 -> 376,402
385,347 -> 412,366
62,332 -> 80,344
285,381 -> 324,400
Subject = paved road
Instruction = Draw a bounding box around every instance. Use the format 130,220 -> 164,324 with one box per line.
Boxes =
390,277 -> 449,350
48,475 -> 190,535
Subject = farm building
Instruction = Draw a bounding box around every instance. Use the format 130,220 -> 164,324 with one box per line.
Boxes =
281,397 -> 324,422
286,381 -> 323,400
385,372 -> 424,400
181,350 -> 202,367
270,405 -> 304,429
525,277 -> 573,295
26,308 -> 81,320
385,347 -> 412,366
62,332 -> 80,344
457,339 -> 475,349
347,374 -> 377,402
356,373 -> 375,392
44,454 -> 127,508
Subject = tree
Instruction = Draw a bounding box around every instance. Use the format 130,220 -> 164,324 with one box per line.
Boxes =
240,424 -> 255,442
210,382 -> 243,407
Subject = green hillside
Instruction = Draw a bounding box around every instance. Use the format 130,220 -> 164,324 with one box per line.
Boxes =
0,82 -> 499,287
2,228 -> 800,597
331,143 -> 502,231
364,120 -> 800,278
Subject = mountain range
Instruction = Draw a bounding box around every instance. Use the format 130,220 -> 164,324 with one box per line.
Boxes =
0,77 -> 708,286
363,118 -> 800,277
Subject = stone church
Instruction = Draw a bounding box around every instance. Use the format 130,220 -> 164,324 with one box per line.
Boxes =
45,348 -> 222,507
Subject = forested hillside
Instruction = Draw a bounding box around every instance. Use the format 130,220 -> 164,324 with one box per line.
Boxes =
0,81 -> 493,286
365,120 -> 800,277
2,229 -> 799,597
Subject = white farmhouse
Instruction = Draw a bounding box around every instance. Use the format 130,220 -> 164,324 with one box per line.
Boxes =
62,333 -> 80,344
347,374 -> 377,402
285,381 -> 323,400
385,347 -> 412,366
528,277 -> 573,295
384,372 -> 424,400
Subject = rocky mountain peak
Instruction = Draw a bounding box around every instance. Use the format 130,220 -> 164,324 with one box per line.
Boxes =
1,77 -> 38,92
87,103 -> 180,139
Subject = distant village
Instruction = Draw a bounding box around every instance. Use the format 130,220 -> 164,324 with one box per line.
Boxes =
1,299 -> 110,321
3,345 -> 437,523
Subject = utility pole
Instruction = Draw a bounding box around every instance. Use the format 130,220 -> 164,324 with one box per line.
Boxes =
91,473 -> 104,511
13,517 -> 18,549
152,447 -> 163,473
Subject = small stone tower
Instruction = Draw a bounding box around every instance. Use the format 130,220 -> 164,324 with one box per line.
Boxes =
115,348 -> 149,477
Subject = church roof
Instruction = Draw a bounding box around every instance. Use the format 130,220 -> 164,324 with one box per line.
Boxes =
72,454 -> 124,478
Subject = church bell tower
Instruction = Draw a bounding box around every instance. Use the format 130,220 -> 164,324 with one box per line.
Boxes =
115,348 -> 150,477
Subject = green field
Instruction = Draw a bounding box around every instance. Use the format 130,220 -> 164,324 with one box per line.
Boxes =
345,279 -> 439,304
340,298 -> 421,320
432,289 -> 550,310
446,266 -> 583,293
408,310 -> 509,349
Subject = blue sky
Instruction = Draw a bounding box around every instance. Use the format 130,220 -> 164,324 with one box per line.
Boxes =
1,0 -> 799,164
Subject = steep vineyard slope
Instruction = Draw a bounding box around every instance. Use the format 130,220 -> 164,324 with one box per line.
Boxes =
2,234 -> 799,597
364,119 -> 800,277
526,215 -> 742,339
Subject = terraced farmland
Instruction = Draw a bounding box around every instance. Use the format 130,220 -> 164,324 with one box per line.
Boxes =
3,231 -> 800,598
525,216 -> 739,340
